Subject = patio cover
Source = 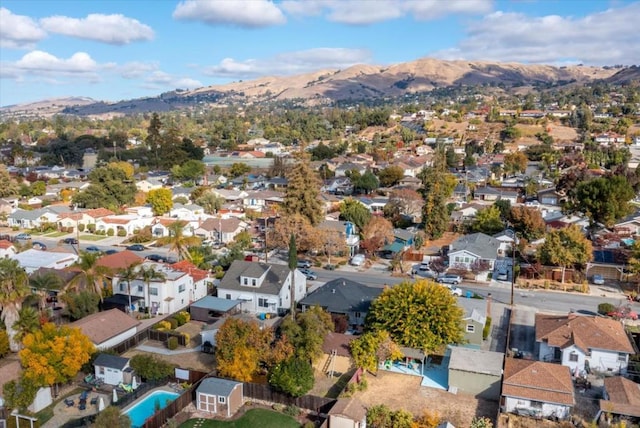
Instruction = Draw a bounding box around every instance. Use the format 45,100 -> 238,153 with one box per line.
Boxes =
399,346 -> 426,361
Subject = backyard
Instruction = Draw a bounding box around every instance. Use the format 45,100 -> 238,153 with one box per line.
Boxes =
180,409 -> 300,428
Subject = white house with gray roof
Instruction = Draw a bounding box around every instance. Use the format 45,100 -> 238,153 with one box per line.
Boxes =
217,260 -> 306,316
447,233 -> 501,271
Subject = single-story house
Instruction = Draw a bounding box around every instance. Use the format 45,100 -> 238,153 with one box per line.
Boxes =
190,296 -> 241,323
70,308 -> 140,350
448,348 -> 503,400
94,354 -> 132,386
10,249 -> 78,274
447,233 -> 500,271
0,239 -> 17,258
195,217 -> 248,244
537,188 -> 563,206
501,358 -> 575,420
326,397 -> 367,428
535,313 -> 636,375
196,377 -> 243,417
597,376 -> 640,425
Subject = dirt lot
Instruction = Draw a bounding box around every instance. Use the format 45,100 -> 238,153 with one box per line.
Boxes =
353,371 -> 498,426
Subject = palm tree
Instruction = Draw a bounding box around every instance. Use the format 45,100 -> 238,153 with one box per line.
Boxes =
138,264 -> 166,313
118,262 -> 142,314
29,271 -> 63,310
67,252 -> 113,300
13,306 -> 40,344
157,221 -> 200,261
0,258 -> 30,351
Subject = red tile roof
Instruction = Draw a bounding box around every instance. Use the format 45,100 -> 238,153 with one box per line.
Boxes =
502,358 -> 575,406
86,208 -> 115,218
0,240 -> 14,249
97,250 -> 144,270
170,260 -> 209,282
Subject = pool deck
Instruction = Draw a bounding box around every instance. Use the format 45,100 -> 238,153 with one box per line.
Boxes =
41,390 -> 111,428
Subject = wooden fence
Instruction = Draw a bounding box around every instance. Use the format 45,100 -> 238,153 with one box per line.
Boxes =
108,328 -> 186,354
243,382 -> 336,414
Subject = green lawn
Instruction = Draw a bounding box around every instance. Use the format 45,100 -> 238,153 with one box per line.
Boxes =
45,231 -> 69,237
180,409 -> 300,428
79,234 -> 107,241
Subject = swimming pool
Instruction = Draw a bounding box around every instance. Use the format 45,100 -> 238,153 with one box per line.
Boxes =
124,390 -> 179,428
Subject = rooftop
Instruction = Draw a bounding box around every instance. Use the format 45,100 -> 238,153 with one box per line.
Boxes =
70,308 -> 140,346
448,347 -> 504,376
502,357 -> 575,407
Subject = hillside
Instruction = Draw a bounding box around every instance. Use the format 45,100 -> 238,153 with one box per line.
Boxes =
2,58 -> 638,118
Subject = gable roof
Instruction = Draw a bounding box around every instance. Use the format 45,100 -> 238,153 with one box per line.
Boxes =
218,260 -> 292,296
299,277 -> 383,314
70,308 -> 140,346
450,233 -> 500,260
170,260 -> 209,282
97,250 -> 144,271
197,377 -> 242,397
94,353 -> 129,370
198,217 -> 244,233
502,358 -> 575,406
600,376 -> 640,418
329,398 -> 367,422
535,314 -> 635,354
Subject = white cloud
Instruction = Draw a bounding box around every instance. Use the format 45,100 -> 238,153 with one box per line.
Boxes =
173,0 -> 286,28
203,47 -> 372,78
40,13 -> 154,45
432,3 -> 640,65
0,8 -> 47,49
281,0 -> 492,24
15,51 -> 98,74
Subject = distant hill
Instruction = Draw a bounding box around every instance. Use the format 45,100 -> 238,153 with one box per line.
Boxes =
3,58 -> 638,118
0,97 -> 96,119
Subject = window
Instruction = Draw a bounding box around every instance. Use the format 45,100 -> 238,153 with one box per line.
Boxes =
225,294 -> 231,300
99,367 -> 104,375
179,284 -> 185,293
120,284 -> 125,292
150,287 -> 158,296
218,396 -> 226,404
530,401 -> 543,409
243,278 -> 248,285
137,285 -> 143,293
618,353 -> 627,362
466,324 -> 475,333
252,279 -> 257,286
355,312 -> 361,318
258,298 -> 269,308
569,352 -> 578,362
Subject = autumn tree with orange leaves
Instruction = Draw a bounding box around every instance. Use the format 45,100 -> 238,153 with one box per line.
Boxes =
361,216 -> 394,256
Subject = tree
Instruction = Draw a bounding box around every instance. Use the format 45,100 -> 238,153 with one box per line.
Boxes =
29,270 -> 62,310
196,192 -> 225,214
118,261 -> 142,314
66,252 -> 113,300
470,417 -> 494,428
147,188 -> 174,216
2,378 -> 38,411
420,149 -> 457,238
493,199 -> 511,220
173,159 -> 205,182
0,329 -> 10,357
146,113 -> 163,169
20,323 -> 94,387
538,225 -> 593,283
73,165 -> 137,210
367,404 -> 413,428
215,318 -> 273,381
31,180 -> 46,196
472,206 -> 504,235
60,290 -> 100,320
339,198 -> 371,232
366,280 -> 464,352
0,258 -> 30,352
361,216 -> 394,256
0,165 -> 19,197
107,161 -> 134,180
156,221 -> 201,260
228,162 -> 251,178
283,157 -> 324,226
503,151 -> 528,175
353,170 -> 379,194
138,265 -> 166,310
93,406 -> 131,428
572,176 -> 635,227
13,306 -> 40,344
268,357 -> 314,397
288,234 -> 297,319
129,354 -> 175,381
272,214 -> 321,253
350,330 -> 403,373
509,206 -> 546,241
279,305 -> 334,361
384,189 -> 423,226
377,165 -> 405,187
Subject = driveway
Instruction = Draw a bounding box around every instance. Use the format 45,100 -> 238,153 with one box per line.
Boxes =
508,307 -> 537,358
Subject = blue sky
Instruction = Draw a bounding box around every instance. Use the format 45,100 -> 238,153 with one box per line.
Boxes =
1,0 -> 638,107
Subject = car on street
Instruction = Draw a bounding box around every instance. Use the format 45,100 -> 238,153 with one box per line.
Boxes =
446,285 -> 463,297
32,242 -> 47,250
104,249 -> 119,255
496,271 -> 508,281
350,254 -> 366,266
84,246 -> 102,254
299,268 -> 318,280
15,233 -> 31,240
63,237 -> 79,245
146,254 -> 165,262
126,244 -> 146,251
592,274 -> 605,285
297,259 -> 312,269
436,274 -> 462,285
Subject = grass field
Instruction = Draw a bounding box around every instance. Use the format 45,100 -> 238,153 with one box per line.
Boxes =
45,231 -> 69,237
79,234 -> 107,241
180,409 -> 300,428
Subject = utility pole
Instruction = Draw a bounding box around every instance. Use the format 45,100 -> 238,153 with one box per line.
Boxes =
511,233 -> 516,307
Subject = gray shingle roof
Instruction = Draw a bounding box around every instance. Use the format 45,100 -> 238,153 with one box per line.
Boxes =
450,233 -> 500,260
299,277 -> 383,314
218,260 -> 291,295
94,353 -> 129,370
197,377 -> 242,397
448,347 -> 504,376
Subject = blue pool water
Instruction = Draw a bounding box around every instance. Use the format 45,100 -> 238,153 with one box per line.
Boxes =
124,390 -> 179,427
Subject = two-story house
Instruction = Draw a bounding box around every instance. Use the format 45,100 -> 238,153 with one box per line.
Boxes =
216,260 -> 306,316
535,313 -> 636,375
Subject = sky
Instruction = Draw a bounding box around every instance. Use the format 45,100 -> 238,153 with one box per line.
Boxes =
1,0 -> 639,107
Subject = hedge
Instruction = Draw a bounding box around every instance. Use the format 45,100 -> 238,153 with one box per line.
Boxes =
482,317 -> 492,340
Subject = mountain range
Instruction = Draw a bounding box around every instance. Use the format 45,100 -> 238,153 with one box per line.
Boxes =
2,58 -> 639,118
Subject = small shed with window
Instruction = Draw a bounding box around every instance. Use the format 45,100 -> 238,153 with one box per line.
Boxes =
196,377 -> 243,417
94,354 -> 131,386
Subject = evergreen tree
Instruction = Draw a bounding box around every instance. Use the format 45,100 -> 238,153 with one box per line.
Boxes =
288,234 -> 297,319
419,149 -> 457,238
283,157 -> 324,226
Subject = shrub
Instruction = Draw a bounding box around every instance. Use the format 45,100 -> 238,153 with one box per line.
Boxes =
167,318 -> 178,329
107,229 -> 115,237
174,311 -> 190,325
154,321 -> 171,330
303,422 -> 315,428
182,333 -> 190,344
167,337 -> 178,350
77,223 -> 85,232
598,302 -> 616,315
87,224 -> 96,233
130,354 -> 175,381
483,317 -> 492,340
357,376 -> 368,391
272,403 -> 285,412
117,229 -> 127,237
284,405 -> 300,417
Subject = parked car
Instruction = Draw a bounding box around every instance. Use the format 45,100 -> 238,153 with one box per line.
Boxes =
299,268 -> 318,280
32,241 -> 47,251
104,249 -> 119,255
437,274 -> 462,285
418,262 -> 431,271
297,259 -> 312,269
350,254 -> 366,266
15,233 -> 31,241
447,285 -> 463,297
63,237 -> 78,245
592,274 -> 605,285
496,271 -> 508,281
146,254 -> 165,262
85,246 -> 102,254
126,244 -> 145,251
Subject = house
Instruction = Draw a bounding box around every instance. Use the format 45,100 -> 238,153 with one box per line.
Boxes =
458,297 -> 488,347
196,377 -> 243,417
501,358 -> 575,420
535,313 -> 636,375
537,188 -> 563,206
169,203 -> 205,220
357,197 -> 388,216
0,239 -> 16,258
597,376 -> 640,424
8,207 -> 62,229
151,219 -> 194,238
135,178 -> 164,193
299,278 -> 383,328
216,260 -> 306,316
96,215 -> 153,236
448,348 -> 504,400
170,259 -> 211,296
474,187 -> 517,204
317,220 -> 360,258
326,397 -> 367,428
70,308 -> 140,350
195,217 -> 247,244
93,354 -> 132,386
447,233 -> 500,271
10,249 -> 78,274
335,162 -> 366,178
242,190 -> 284,212
189,296 -> 241,323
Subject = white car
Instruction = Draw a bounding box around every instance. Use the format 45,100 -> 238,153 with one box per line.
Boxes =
496,271 -> 508,281
592,274 -> 605,285
448,285 -> 463,297
350,254 -> 365,266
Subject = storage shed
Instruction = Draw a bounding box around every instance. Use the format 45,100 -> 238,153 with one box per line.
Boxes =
448,347 -> 504,400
